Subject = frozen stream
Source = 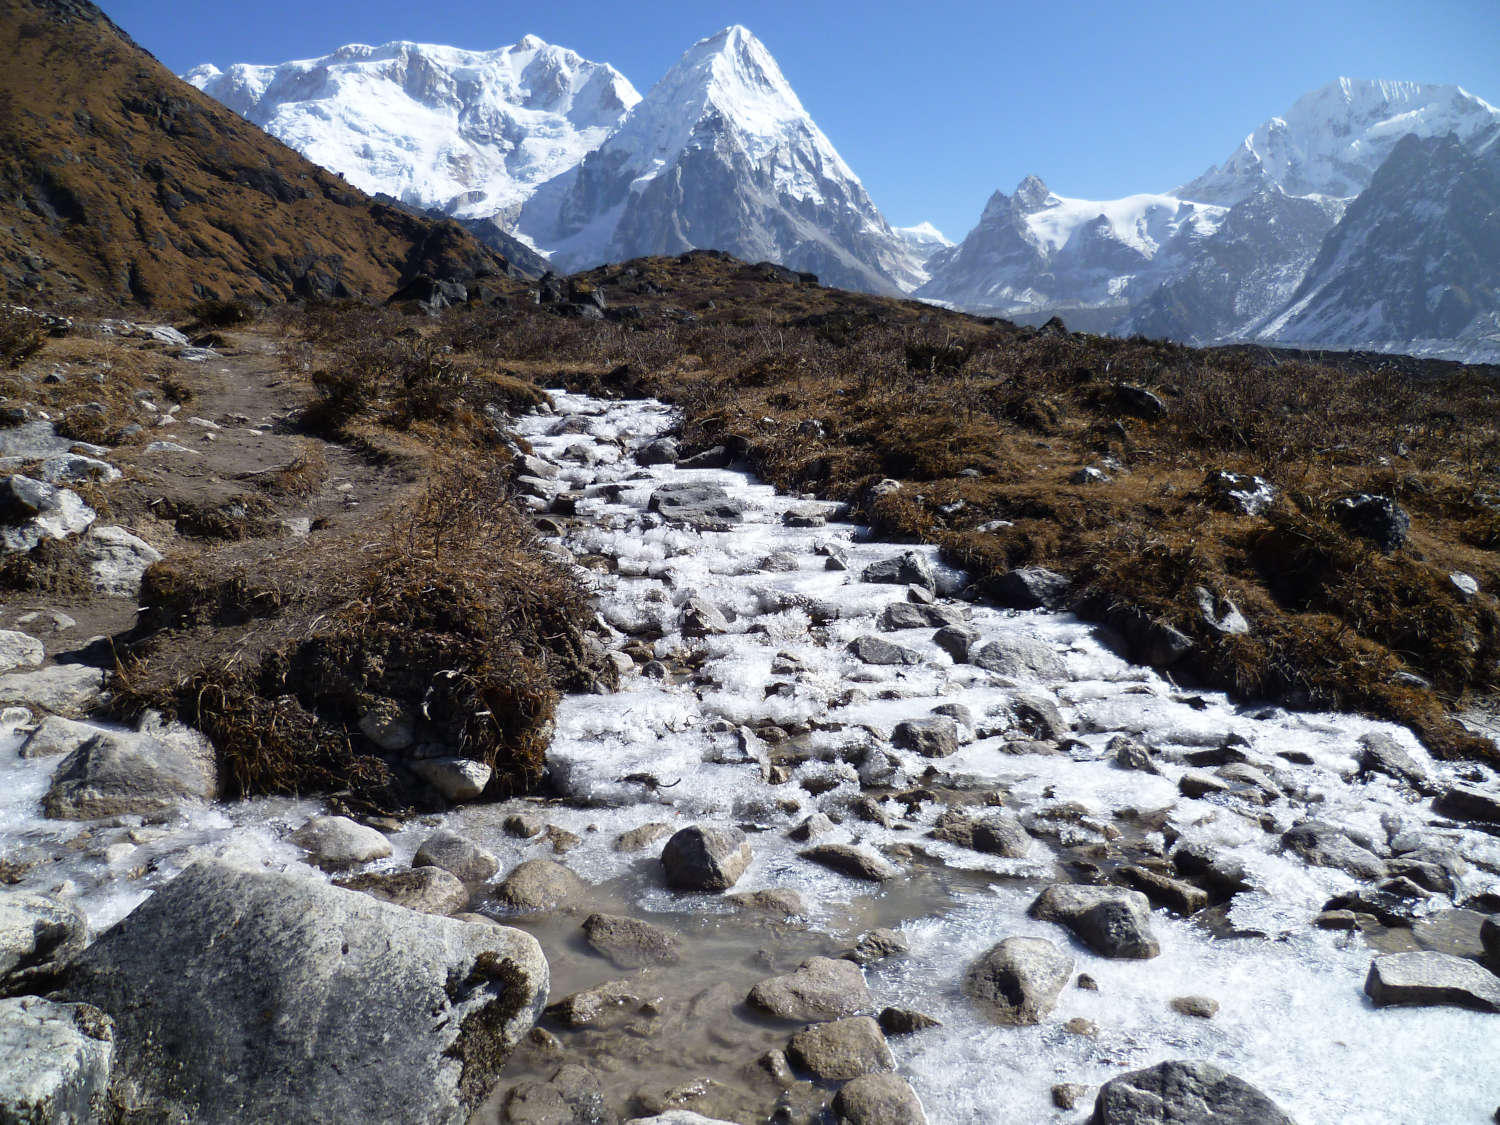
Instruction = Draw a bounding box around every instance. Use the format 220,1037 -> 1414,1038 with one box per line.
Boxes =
3,390 -> 1500,1123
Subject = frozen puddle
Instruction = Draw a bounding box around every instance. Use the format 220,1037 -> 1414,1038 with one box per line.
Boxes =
2,389 -> 1498,1124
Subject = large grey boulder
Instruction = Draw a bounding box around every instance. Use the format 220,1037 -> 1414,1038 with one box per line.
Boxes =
0,891 -> 88,997
964,937 -> 1072,1025
833,1073 -> 928,1125
969,636 -> 1068,682
661,826 -> 752,892
862,551 -> 935,591
0,664 -> 106,716
292,815 -> 392,870
1280,821 -> 1386,881
1029,884 -> 1161,959
747,957 -> 871,1022
1091,1060 -> 1296,1124
846,636 -> 922,666
989,566 -> 1072,611
63,861 -> 547,1125
414,831 -> 499,884
0,996 -> 113,1125
1364,951 -> 1500,1011
494,859 -> 588,913
76,527 -> 162,597
44,725 -> 217,821
787,1016 -> 893,1080
647,482 -> 747,530
891,717 -> 960,758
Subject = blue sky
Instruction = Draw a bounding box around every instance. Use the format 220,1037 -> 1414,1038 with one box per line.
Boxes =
106,0 -> 1500,239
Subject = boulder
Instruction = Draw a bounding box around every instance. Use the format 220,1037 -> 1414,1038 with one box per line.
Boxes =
1331,493 -> 1409,552
0,475 -> 95,552
676,446 -> 733,470
964,937 -> 1072,1025
661,826 -> 752,892
581,914 -> 681,969
502,1063 -> 610,1125
1119,866 -> 1209,915
0,891 -> 88,997
1029,884 -> 1161,959
1364,951 -> 1500,1011
647,482 -> 747,530
680,596 -> 731,638
1091,1060 -> 1296,1125
291,815 -> 392,870
76,527 -> 162,597
410,757 -> 492,802
891,717 -> 960,758
1434,784 -> 1500,825
63,861 -> 547,1125
637,437 -> 680,466
1356,732 -> 1429,791
844,929 -> 910,967
335,867 -> 471,915
862,551 -> 936,591
988,566 -> 1072,610
1280,821 -> 1386,881
932,625 -> 979,662
833,1073 -> 928,1125
0,664 -> 106,715
0,996 -> 113,1125
787,1016 -> 893,1080
545,979 -> 640,1029
878,1007 -> 941,1035
494,859 -> 587,913
846,636 -> 922,666
747,957 -> 871,1022
614,823 -> 674,853
1204,471 -> 1277,516
44,727 -> 217,821
19,715 -> 107,759
969,636 -> 1068,682
0,630 -> 43,674
800,843 -> 898,882
1194,586 -> 1249,635
931,809 -> 1031,858
1010,692 -> 1070,740
1113,383 -> 1167,420
413,830 -> 500,884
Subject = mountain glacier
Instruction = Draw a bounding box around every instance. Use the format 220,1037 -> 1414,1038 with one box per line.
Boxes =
185,37 -> 640,225
515,26 -> 921,294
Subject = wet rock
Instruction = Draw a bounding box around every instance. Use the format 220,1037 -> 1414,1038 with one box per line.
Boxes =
581,914 -> 681,969
788,812 -> 836,841
1357,732 -> 1429,791
1171,842 -> 1250,899
969,636 -> 1068,682
964,937 -> 1073,1025
1218,762 -> 1281,804
862,551 -> 936,591
414,830 -> 500,884
18,714 -> 100,759
891,717 -> 959,758
77,526 -> 162,597
1364,951 -> 1500,1011
503,1063 -> 613,1125
800,843 -> 898,882
880,602 -> 939,630
495,860 -> 588,913
844,928 -> 909,966
846,636 -> 922,666
1178,769 -> 1231,799
1170,995 -> 1219,1019
932,625 -> 979,662
545,979 -> 641,1028
747,957 -> 871,1022
647,482 -> 747,530
661,825 -> 752,892
680,596 -> 731,638
505,814 -> 545,839
0,630 -> 43,674
63,861 -> 547,1124
1331,493 -> 1410,552
1010,692 -> 1070,740
637,437 -> 680,466
1052,1084 -> 1093,1111
1092,1060 -> 1296,1125
410,757 -> 491,802
0,996 -> 113,1124
336,866 -> 470,915
0,664 -> 106,715
0,891 -> 88,997
1064,1017 -> 1097,1036
878,1007 -> 941,1035
931,809 -> 1031,858
1110,736 -> 1158,774
1119,866 -> 1209,915
44,726 -> 217,821
726,888 -> 805,918
1029,884 -> 1161,959
292,815 -> 392,870
1280,820 -> 1387,881
989,566 -> 1072,610
1434,784 -> 1500,825
832,1073 -> 928,1125
787,1016 -> 893,1080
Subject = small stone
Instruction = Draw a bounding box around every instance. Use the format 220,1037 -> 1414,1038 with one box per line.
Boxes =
846,636 -> 922,666
1170,995 -> 1219,1018
845,928 -> 909,966
1119,865 -> 1209,915
788,813 -> 835,842
413,830 -> 499,883
747,957 -> 872,1022
1077,974 -> 1098,991
787,1016 -> 893,1080
964,937 -> 1073,1025
862,551 -> 935,591
545,979 -> 640,1028
1029,884 -> 1161,959
581,913 -> 681,969
661,825 -> 752,892
878,1007 -> 941,1035
1052,1083 -> 1093,1111
0,631 -> 44,675
1063,1017 -> 1097,1037
891,717 -> 959,758
726,888 -> 805,918
832,1073 -> 928,1125
680,596 -> 731,638
614,823 -> 673,853
494,859 -> 587,913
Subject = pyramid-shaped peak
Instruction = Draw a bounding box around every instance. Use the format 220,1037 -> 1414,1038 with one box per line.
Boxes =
1013,175 -> 1053,210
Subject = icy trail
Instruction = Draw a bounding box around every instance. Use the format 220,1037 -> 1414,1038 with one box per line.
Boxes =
3,390 -> 1499,1123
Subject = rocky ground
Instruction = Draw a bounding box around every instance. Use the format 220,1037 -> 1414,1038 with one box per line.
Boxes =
2,325 -> 1500,1124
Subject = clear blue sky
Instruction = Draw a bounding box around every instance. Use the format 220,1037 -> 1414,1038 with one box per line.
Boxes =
104,0 -> 1500,240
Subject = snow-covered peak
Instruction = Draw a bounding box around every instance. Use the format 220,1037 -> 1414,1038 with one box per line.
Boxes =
1013,175 -> 1054,212
1178,77 -> 1500,204
186,37 -> 640,219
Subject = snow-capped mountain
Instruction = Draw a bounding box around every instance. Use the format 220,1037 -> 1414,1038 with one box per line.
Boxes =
516,26 -> 921,294
1178,78 -> 1500,204
891,222 -> 953,280
916,176 -> 1226,325
1252,132 -> 1500,361
185,38 -> 639,224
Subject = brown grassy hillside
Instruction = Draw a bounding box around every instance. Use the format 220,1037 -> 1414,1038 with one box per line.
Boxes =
0,0 -> 509,310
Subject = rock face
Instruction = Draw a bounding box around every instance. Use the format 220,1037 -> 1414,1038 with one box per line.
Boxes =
1091,1060 -> 1296,1125
964,937 -> 1073,1025
661,825 -> 752,892
1364,951 -> 1500,1011
0,996 -> 114,1125
747,957 -> 871,1022
1029,885 -> 1161,959
786,1016 -> 893,1080
0,891 -> 88,997
43,727 -> 217,821
63,861 -> 548,1125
